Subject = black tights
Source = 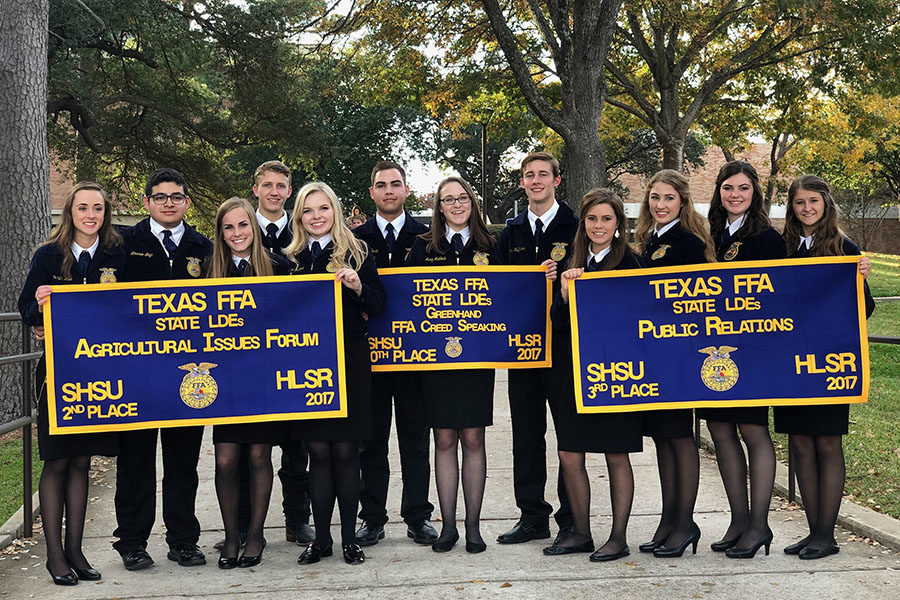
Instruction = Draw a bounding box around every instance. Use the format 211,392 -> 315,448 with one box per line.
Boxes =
307,440 -> 360,547
433,427 -> 486,545
558,451 -> 633,553
216,443 -> 273,558
790,434 -> 844,551
40,455 -> 91,576
649,436 -> 700,547
708,421 -> 775,547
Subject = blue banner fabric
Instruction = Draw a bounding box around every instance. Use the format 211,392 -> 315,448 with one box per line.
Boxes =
367,266 -> 551,371
569,257 -> 869,413
44,275 -> 346,433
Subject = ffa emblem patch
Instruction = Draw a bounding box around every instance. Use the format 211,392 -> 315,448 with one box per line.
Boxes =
723,242 -> 742,261
550,243 -> 568,262
651,244 -> 670,261
178,362 -> 219,409
473,252 -> 489,266
187,257 -> 202,277
99,268 -> 117,284
444,337 -> 463,358
698,346 -> 739,392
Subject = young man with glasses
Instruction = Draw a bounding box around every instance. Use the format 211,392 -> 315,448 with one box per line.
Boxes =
496,152 -> 576,545
112,168 -> 212,571
351,161 -> 437,546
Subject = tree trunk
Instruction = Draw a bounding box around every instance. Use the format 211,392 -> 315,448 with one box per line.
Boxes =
660,135 -> 686,171
561,131 -> 607,207
0,0 -> 50,423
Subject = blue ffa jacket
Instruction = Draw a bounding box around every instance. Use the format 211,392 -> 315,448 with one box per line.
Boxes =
19,242 -> 127,326
290,242 -> 386,338
405,235 -> 503,267
716,225 -> 786,262
352,213 -> 429,268
642,222 -> 709,267
121,218 -> 213,282
498,202 -> 579,266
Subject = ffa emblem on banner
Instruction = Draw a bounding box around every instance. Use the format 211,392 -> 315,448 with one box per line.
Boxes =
99,268 -> 117,283
444,337 -> 463,358
473,252 -> 489,266
178,362 -> 219,408
651,244 -> 671,261
723,242 -> 742,261
187,257 -> 202,277
550,243 -> 568,262
698,346 -> 739,391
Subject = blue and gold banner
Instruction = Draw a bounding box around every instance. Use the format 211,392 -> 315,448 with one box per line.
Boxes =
570,257 -> 869,413
368,267 -> 551,371
44,276 -> 346,433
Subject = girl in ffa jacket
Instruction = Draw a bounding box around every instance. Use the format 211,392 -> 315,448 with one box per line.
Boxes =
775,175 -> 874,560
207,197 -> 291,569
405,177 -> 501,553
547,188 -> 644,562
18,182 -> 124,585
632,169 -> 715,558
287,182 -> 386,566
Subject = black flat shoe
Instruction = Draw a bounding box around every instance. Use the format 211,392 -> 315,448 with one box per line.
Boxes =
783,539 -> 809,555
589,545 -> 630,562
653,525 -> 701,558
543,538 -> 595,555
121,547 -> 154,571
407,520 -> 439,544
238,539 -> 266,568
286,523 -> 315,544
466,539 -> 487,554
497,521 -> 551,544
343,543 -> 365,565
432,531 -> 459,553
710,536 -> 740,552
725,529 -> 773,559
297,541 -> 333,565
355,521 -> 385,547
798,543 -> 840,560
638,539 -> 665,553
217,555 -> 238,569
72,566 -> 101,581
167,544 -> 206,567
47,565 -> 78,586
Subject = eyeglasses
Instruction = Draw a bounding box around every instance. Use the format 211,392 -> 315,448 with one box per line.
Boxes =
148,193 -> 188,205
439,194 -> 471,206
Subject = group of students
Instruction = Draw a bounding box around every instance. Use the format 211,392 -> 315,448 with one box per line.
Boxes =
19,153 -> 873,587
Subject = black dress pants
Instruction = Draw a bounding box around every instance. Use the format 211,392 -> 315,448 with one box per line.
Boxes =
508,368 -> 572,528
112,426 -> 204,553
358,372 -> 433,527
278,440 -> 312,528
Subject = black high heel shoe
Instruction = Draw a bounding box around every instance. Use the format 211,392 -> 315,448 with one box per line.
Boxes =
237,538 -> 266,568
783,538 -> 809,555
72,565 -> 102,580
218,554 -> 238,569
432,531 -> 459,553
297,540 -> 333,565
725,528 -> 773,559
46,564 -> 78,586
798,541 -> 840,560
638,539 -> 665,553
653,525 -> 701,558
710,535 -> 741,552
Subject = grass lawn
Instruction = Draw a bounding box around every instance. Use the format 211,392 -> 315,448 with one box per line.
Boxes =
0,428 -> 41,528
867,252 -> 900,297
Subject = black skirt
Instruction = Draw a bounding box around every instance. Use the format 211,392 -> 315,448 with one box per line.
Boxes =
213,421 -> 289,445
643,409 -> 694,439
35,355 -> 118,461
697,406 -> 769,426
773,404 -> 849,436
421,369 -> 494,429
289,338 -> 372,442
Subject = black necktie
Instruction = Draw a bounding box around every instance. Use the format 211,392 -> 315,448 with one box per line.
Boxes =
587,257 -> 601,272
265,223 -> 279,249
311,241 -> 322,260
451,233 -> 464,255
534,218 -> 544,249
385,222 -> 396,257
720,227 -> 732,245
797,241 -> 810,258
78,250 -> 91,279
162,229 -> 177,257
650,232 -> 659,245
238,259 -> 248,275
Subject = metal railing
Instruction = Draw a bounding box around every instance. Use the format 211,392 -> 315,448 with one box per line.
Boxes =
0,312 -> 41,538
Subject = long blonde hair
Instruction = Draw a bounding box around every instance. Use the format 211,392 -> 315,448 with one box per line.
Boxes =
634,169 -> 716,262
286,182 -> 368,269
39,181 -> 122,279
207,197 -> 274,278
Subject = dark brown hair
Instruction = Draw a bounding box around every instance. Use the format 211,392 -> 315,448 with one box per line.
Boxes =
707,161 -> 770,242
783,174 -> 846,256
421,177 -> 495,255
569,188 -> 637,270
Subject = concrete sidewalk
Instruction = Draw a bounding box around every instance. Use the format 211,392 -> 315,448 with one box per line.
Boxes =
1,371 -> 899,599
